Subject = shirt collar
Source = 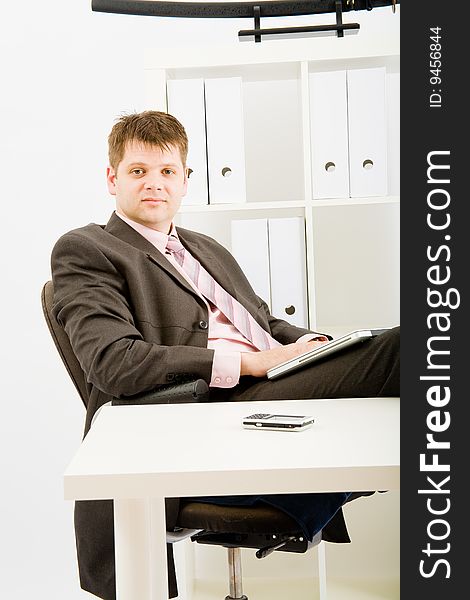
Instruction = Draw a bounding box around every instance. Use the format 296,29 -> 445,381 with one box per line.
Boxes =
115,211 -> 178,254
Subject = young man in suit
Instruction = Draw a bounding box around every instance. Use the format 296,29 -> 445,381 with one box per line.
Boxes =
51,110 -> 399,600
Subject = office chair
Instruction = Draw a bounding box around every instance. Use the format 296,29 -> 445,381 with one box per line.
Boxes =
42,279 -> 328,600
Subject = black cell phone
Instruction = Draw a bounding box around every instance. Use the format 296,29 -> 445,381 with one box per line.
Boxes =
242,413 -> 314,431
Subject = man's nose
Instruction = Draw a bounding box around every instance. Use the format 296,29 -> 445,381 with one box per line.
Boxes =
144,176 -> 163,191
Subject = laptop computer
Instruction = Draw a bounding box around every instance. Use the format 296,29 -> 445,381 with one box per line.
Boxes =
266,328 -> 391,380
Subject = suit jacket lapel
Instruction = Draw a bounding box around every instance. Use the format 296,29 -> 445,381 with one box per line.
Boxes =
104,213 -> 197,297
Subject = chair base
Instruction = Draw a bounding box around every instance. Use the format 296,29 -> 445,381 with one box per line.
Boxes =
225,596 -> 248,600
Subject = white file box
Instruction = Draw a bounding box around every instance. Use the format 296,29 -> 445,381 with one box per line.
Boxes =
347,67 -> 388,198
268,217 -> 308,328
204,77 -> 247,204
231,218 -> 271,306
309,70 -> 350,199
167,78 -> 209,206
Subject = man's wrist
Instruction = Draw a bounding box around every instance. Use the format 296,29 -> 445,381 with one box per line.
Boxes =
297,333 -> 331,343
240,352 -> 255,377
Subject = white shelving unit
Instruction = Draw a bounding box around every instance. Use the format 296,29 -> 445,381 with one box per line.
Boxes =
145,13 -> 400,595
144,18 -> 400,337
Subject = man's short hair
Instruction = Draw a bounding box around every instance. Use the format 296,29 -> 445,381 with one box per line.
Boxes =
108,110 -> 188,170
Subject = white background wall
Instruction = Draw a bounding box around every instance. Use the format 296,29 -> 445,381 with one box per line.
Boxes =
0,3 -> 399,599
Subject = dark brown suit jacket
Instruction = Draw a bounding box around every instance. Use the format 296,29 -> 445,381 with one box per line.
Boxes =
51,212 -> 314,599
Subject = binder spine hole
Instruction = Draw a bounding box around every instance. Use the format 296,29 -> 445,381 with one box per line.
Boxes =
362,159 -> 374,170
221,167 -> 232,178
285,305 -> 296,315
325,162 -> 336,173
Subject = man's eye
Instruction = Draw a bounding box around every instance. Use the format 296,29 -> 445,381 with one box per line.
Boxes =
131,169 -> 144,176
163,169 -> 175,175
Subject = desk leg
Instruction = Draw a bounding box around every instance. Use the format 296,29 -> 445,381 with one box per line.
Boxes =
114,497 -> 168,600
317,541 -> 327,600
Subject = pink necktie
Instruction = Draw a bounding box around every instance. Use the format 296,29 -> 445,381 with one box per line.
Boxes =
166,235 -> 280,351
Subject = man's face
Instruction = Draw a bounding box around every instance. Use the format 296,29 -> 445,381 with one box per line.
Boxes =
107,141 -> 188,233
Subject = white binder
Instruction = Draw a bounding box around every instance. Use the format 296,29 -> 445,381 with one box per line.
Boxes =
166,78 -> 208,206
347,67 -> 388,198
204,77 -> 247,204
309,70 -> 350,199
268,217 -> 308,328
231,218 -> 271,306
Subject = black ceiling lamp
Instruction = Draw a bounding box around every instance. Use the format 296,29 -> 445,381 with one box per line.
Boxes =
91,0 -> 400,43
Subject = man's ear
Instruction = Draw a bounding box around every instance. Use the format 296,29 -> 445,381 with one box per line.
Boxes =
182,167 -> 189,197
106,166 -> 117,196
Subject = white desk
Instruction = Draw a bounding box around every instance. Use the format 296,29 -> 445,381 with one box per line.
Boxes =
64,397 -> 399,600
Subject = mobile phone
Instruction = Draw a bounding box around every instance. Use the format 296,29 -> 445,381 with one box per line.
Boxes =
242,413 -> 314,431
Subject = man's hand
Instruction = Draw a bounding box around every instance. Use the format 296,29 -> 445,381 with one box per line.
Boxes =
240,338 -> 329,378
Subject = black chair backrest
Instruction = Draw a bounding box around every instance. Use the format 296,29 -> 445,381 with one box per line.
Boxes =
41,280 -> 89,408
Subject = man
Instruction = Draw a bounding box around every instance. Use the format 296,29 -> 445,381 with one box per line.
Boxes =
51,111 -> 399,600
